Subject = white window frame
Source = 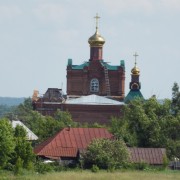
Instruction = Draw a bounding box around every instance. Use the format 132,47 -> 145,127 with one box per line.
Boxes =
90,78 -> 99,92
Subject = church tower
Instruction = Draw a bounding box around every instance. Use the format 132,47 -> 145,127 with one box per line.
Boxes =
67,14 -> 125,100
124,52 -> 144,103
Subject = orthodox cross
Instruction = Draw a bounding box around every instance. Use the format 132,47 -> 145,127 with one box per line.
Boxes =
133,52 -> 139,65
94,13 -> 100,30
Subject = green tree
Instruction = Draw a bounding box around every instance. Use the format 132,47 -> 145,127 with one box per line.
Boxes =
111,116 -> 137,146
0,119 -> 15,168
82,139 -> 130,169
54,109 -> 75,126
12,125 -> 35,169
172,82 -> 180,115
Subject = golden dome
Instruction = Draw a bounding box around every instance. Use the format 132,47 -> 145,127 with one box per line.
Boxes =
88,29 -> 105,47
131,64 -> 140,75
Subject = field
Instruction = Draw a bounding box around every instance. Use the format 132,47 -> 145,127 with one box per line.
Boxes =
0,170 -> 179,180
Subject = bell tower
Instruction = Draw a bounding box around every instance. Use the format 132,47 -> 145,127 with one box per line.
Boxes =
124,52 -> 144,103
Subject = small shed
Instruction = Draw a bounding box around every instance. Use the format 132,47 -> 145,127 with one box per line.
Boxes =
128,147 -> 166,165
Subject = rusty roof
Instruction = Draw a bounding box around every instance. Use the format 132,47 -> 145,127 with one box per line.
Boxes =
129,147 -> 166,165
34,128 -> 113,158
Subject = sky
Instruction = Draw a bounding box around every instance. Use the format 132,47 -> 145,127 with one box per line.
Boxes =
0,0 -> 180,99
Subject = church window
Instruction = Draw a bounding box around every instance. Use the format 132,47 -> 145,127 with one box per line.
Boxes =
90,78 -> 99,92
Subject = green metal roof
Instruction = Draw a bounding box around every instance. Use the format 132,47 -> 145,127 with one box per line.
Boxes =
71,62 -> 90,70
124,90 -> 144,104
67,59 -> 125,71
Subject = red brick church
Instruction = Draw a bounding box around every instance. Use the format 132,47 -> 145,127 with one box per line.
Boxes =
32,15 -> 143,124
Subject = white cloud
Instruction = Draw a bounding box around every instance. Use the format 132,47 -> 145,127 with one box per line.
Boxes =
0,5 -> 22,20
33,3 -> 67,23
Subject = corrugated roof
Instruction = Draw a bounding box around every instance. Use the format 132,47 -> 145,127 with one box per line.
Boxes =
66,94 -> 124,105
12,120 -> 38,140
34,128 -> 113,158
128,147 -> 166,165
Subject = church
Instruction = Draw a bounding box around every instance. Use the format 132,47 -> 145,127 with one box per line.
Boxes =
32,14 -> 144,124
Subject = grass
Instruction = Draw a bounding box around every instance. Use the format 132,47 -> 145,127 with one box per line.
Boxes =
0,170 -> 179,180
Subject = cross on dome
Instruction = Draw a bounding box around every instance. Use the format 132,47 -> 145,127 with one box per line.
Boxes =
133,52 -> 139,65
94,13 -> 100,30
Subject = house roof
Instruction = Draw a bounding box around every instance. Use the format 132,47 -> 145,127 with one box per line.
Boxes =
34,128 -> 113,158
12,120 -> 38,140
66,94 -> 124,105
129,147 -> 166,165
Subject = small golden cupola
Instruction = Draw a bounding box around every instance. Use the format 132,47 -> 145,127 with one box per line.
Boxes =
131,52 -> 140,75
88,14 -> 105,47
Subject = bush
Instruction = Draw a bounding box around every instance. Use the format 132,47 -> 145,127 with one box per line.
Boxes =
83,139 -> 130,169
91,165 -> 99,173
14,157 -> 23,175
35,162 -> 53,174
4,163 -> 14,171
162,155 -> 169,169
134,161 -> 149,170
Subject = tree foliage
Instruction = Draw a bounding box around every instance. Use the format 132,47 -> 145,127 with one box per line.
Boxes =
82,138 -> 130,169
0,119 -> 15,168
0,118 -> 35,171
12,125 -> 35,169
111,96 -> 180,158
172,82 -> 180,115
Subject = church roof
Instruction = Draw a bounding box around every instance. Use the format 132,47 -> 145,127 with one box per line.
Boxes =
34,127 -> 113,158
12,120 -> 38,140
66,94 -> 124,105
124,90 -> 144,103
68,60 -> 125,71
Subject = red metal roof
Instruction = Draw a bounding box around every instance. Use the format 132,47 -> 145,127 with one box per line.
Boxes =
34,128 -> 113,158
128,147 -> 166,165
34,128 -> 166,165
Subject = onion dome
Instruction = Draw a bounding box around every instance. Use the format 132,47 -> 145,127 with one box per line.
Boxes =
88,14 -> 105,47
131,63 -> 140,75
131,52 -> 140,75
88,29 -> 105,47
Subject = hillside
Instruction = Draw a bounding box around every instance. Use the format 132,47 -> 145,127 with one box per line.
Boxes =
0,97 -> 25,106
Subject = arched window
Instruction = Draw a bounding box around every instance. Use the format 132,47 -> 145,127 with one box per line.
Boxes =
90,78 -> 99,92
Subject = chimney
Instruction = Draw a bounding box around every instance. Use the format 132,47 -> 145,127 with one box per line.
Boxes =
67,124 -> 71,131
